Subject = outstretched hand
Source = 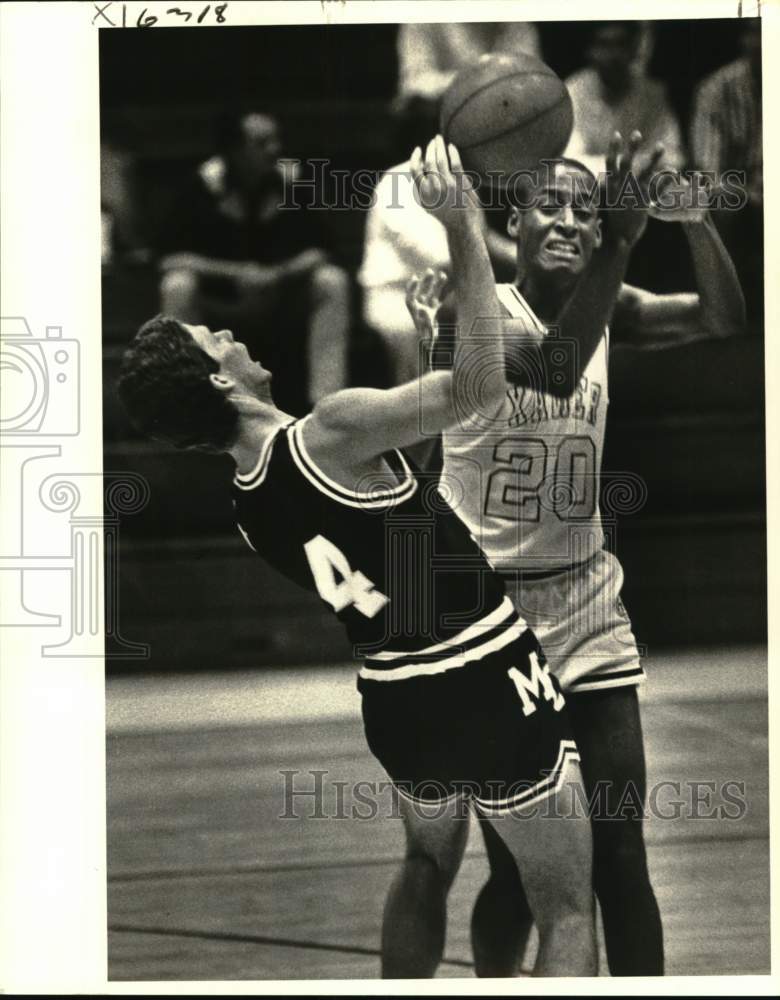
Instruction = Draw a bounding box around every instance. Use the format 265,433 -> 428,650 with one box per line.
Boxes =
410,135 -> 480,229
648,171 -> 709,224
601,130 -> 666,247
405,268 -> 448,350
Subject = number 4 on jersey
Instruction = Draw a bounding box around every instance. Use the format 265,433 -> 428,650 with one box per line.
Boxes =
509,653 -> 565,716
304,535 -> 389,618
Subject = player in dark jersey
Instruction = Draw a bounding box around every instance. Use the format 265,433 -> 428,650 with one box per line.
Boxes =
117,138 -> 607,977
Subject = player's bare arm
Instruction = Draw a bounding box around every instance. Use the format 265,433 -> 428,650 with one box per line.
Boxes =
612,172 -> 746,347
422,132 -> 665,393
412,136 -> 512,421
303,136 -> 511,470
551,131 -> 665,367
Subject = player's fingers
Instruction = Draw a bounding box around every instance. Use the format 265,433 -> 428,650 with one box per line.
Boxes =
405,273 -> 421,310
425,137 -> 438,175
638,142 -> 666,184
606,131 -> 622,176
431,269 -> 448,303
419,267 -> 436,302
622,129 -> 643,176
447,142 -> 464,174
434,134 -> 451,179
607,132 -> 623,175
410,146 -> 423,183
422,268 -> 447,307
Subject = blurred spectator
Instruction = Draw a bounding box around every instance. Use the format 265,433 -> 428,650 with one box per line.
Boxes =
158,111 -> 349,415
101,139 -> 143,266
691,19 -> 762,329
397,22 -> 540,109
359,100 -> 515,389
565,21 -> 684,174
691,19 -> 762,206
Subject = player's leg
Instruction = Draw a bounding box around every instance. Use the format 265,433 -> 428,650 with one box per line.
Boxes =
307,262 -> 350,402
567,685 -> 663,976
469,571 -> 561,976
470,814 -> 532,976
159,268 -> 202,323
476,757 -> 597,977
381,789 -> 470,978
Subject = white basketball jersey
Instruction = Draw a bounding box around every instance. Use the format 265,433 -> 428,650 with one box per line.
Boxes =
441,283 -> 609,571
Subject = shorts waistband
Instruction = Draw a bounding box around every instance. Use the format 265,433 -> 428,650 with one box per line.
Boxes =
498,551 -> 601,583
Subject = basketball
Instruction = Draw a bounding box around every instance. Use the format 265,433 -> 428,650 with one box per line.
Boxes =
440,52 -> 574,181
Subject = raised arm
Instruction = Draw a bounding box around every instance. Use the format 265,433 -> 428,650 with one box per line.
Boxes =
549,131 -> 666,375
430,131 -> 666,394
612,174 -> 746,347
303,136 -> 517,462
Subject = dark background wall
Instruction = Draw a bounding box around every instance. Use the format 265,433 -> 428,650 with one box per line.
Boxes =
101,20 -> 766,672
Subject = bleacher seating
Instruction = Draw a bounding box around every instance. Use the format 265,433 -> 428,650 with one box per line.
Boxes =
102,21 -> 766,671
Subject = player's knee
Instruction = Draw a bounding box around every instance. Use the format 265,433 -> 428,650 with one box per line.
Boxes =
311,262 -> 348,302
401,848 -> 452,896
160,268 -> 200,309
534,877 -> 594,934
403,832 -> 463,889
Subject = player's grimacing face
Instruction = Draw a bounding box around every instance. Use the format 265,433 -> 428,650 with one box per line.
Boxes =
509,168 -> 602,280
185,324 -> 270,393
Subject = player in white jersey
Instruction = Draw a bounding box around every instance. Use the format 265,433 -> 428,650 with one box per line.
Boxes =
409,131 -> 745,975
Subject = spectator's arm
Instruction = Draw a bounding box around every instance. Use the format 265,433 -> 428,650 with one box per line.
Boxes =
397,24 -> 452,100
653,104 -> 685,171
159,252 -> 281,286
563,124 -> 606,177
690,79 -> 724,174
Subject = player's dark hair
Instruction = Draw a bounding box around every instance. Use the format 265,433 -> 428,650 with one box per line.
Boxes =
117,314 -> 239,452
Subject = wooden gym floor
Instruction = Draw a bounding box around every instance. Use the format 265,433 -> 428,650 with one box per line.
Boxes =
107,644 -> 769,980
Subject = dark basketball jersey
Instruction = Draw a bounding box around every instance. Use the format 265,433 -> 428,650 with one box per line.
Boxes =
231,417 -> 525,679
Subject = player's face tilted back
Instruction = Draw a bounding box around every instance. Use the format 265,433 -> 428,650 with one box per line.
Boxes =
184,323 -> 273,399
508,162 -> 602,285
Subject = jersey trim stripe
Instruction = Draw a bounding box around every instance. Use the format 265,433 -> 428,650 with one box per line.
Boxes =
366,595 -> 519,661
233,422 -> 291,490
393,785 -> 461,807
364,613 -> 522,669
473,739 -> 580,815
288,417 -> 418,509
568,665 -> 646,691
500,283 -> 547,332
359,617 -> 528,682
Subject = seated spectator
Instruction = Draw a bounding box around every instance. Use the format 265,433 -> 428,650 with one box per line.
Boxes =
691,19 -> 762,204
101,137 -> 143,267
158,110 -> 349,415
359,101 -> 515,389
565,21 -> 684,174
396,22 -> 540,116
691,19 -> 762,329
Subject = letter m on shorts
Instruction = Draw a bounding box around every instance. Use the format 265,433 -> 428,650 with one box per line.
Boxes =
508,653 -> 565,717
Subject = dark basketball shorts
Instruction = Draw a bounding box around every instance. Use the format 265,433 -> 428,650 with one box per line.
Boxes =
357,627 -> 580,817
